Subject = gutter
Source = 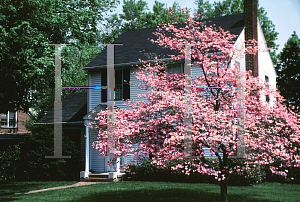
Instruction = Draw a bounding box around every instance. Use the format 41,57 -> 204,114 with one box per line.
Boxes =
83,58 -> 183,71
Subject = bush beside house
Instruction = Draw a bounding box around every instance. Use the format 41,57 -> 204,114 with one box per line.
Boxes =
123,158 -> 265,186
0,121 -> 82,181
123,158 -> 300,185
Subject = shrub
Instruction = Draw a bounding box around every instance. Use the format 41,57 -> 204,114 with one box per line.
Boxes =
227,159 -> 266,186
264,160 -> 300,184
287,166 -> 300,184
0,121 -> 81,181
124,158 -> 217,184
123,158 -> 266,186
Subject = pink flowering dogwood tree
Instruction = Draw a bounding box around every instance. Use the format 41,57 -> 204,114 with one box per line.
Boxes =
91,14 -> 300,201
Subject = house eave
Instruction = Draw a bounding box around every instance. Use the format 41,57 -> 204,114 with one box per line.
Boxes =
0,133 -> 30,139
34,121 -> 84,125
83,58 -> 184,71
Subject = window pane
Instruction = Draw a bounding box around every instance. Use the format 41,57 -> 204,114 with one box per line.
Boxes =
101,69 -> 107,102
9,111 -> 15,119
265,75 -> 269,83
123,69 -> 130,100
167,64 -> 182,74
9,111 -> 16,127
115,70 -> 122,85
9,120 -> 16,127
1,113 -> 7,120
1,113 -> 7,127
235,61 -> 240,69
115,86 -> 122,100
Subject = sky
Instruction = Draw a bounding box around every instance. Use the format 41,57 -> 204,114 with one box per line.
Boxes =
111,0 -> 300,54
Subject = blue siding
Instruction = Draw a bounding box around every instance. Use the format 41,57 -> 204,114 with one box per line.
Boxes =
90,72 -> 102,111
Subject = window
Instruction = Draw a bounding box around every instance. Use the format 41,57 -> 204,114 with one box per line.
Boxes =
265,75 -> 270,87
265,75 -> 269,83
166,63 -> 183,74
235,61 -> 240,69
101,69 -> 107,102
1,111 -> 17,128
101,69 -> 130,102
265,75 -> 269,102
115,69 -> 123,100
156,62 -> 183,78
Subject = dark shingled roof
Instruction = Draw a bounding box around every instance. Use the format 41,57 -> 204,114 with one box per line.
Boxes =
84,13 -> 244,70
36,92 -> 87,124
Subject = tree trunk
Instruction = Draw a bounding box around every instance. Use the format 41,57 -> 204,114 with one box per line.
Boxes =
220,180 -> 228,202
219,149 -> 228,201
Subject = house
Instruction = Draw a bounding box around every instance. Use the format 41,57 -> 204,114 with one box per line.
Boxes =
37,0 -> 276,178
0,109 -> 31,151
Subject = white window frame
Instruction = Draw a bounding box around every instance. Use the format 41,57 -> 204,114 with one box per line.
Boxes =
1,111 -> 17,128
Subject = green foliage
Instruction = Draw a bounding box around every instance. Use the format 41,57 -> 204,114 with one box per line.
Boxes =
194,0 -> 279,63
264,159 -> 300,184
287,167 -> 300,184
123,159 -> 196,182
142,1 -> 190,28
101,0 -> 190,44
227,159 -> 266,186
32,43 -> 101,121
275,31 -> 300,113
119,0 -> 149,31
0,0 -> 119,113
0,121 -> 82,181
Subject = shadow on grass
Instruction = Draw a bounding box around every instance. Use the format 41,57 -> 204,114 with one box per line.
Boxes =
0,181 -> 289,202
0,180 -> 76,197
68,182 -> 278,202
0,181 -> 43,196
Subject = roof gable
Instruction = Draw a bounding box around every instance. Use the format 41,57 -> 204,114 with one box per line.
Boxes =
36,92 -> 87,124
85,13 -> 244,69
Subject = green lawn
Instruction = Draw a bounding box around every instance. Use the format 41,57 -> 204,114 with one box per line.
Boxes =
1,181 -> 300,202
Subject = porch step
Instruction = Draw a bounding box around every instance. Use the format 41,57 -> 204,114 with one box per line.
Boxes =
80,172 -> 126,182
80,177 -> 115,182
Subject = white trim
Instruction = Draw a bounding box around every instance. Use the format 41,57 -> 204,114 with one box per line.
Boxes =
105,156 -> 121,173
84,120 -> 90,178
257,19 -> 277,78
88,74 -> 91,112
15,111 -> 17,127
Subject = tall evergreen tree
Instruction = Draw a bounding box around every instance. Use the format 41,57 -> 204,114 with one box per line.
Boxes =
275,31 -> 300,113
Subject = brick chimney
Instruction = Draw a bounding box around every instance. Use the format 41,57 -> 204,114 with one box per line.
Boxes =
244,0 -> 258,77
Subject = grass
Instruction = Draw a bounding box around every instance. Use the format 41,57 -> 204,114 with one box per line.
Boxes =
0,180 -> 76,197
1,181 -> 300,202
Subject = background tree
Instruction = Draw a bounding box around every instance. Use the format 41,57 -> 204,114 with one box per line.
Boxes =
92,15 -> 300,201
119,0 -> 149,31
100,0 -> 190,44
194,0 -> 279,63
275,31 -> 300,113
0,0 -> 119,114
32,43 -> 102,121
